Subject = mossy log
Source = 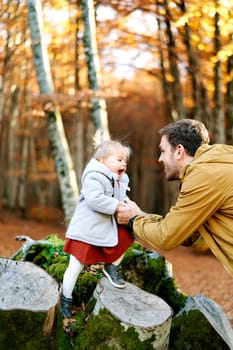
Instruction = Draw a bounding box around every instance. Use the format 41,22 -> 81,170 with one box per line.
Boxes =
7,235 -> 232,350
170,295 -> 233,350
93,277 -> 173,350
0,258 -> 59,313
0,258 -> 68,350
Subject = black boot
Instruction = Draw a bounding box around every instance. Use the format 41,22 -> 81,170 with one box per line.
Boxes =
61,295 -> 73,318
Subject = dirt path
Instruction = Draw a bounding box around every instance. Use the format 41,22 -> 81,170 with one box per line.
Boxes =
0,210 -> 232,327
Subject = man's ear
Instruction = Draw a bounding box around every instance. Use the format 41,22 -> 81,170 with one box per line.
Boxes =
175,144 -> 184,159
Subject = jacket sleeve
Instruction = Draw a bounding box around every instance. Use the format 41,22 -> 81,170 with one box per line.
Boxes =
133,165 -> 225,250
81,173 -> 119,215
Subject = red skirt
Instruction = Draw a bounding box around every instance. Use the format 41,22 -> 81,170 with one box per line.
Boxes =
63,225 -> 133,264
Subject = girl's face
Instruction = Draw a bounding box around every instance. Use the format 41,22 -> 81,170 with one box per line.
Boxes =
100,146 -> 128,178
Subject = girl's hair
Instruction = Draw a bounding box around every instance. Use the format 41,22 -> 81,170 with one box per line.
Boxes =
159,119 -> 210,156
93,140 -> 131,160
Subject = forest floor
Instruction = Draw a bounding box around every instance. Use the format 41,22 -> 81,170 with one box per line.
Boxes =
0,209 -> 232,328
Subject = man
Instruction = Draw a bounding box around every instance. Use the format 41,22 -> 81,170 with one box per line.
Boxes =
116,119 -> 233,278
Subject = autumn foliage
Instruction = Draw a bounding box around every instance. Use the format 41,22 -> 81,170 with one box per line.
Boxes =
0,0 -> 232,217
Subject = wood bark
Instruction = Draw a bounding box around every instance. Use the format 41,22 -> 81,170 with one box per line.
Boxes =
213,11 -> 225,143
0,258 -> 64,349
0,258 -> 59,312
200,81 -> 213,134
27,0 -> 79,222
226,55 -> 233,144
6,86 -> 20,209
178,0 -> 204,120
80,0 -> 110,143
93,277 -> 173,350
183,22 -> 201,119
162,0 -> 185,120
156,15 -> 174,121
0,258 -> 59,333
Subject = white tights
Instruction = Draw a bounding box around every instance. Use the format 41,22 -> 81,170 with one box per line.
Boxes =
62,253 -> 124,299
62,255 -> 84,299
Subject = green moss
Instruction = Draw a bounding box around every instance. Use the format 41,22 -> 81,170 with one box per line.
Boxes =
51,310 -> 73,350
170,310 -> 230,350
0,310 -> 51,350
0,308 -> 72,350
84,296 -> 97,314
12,250 -> 24,260
73,271 -> 98,306
12,235 -> 70,283
10,236 -> 228,349
46,255 -> 69,283
157,277 -> 187,314
73,309 -> 154,350
121,244 -> 187,315
45,234 -> 66,245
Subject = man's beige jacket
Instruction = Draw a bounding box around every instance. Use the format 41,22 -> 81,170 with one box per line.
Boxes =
133,143 -> 233,278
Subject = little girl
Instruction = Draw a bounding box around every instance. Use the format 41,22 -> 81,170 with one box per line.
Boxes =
61,140 -> 133,319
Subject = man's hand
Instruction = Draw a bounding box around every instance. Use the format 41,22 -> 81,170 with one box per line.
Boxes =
116,199 -> 144,225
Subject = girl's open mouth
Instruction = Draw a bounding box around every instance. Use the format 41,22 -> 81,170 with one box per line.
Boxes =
118,169 -> 125,176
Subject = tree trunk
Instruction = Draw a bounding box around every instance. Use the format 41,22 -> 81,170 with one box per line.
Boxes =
93,277 -> 173,350
6,86 -> 20,209
183,22 -> 202,119
18,117 -> 29,215
80,0 -> 110,143
0,9 -> 14,133
226,55 -> 233,144
178,1 -> 203,120
213,11 -> 225,143
200,81 -> 213,134
0,258 -> 59,312
0,257 -> 70,349
0,258 -> 62,349
44,106 -> 79,222
156,15 -> 174,121
162,0 -> 185,120
27,0 -> 79,222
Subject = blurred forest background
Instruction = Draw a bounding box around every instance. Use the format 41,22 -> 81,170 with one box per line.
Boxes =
0,0 -> 232,223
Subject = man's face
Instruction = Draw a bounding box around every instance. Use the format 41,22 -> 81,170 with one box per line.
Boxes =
158,135 -> 180,180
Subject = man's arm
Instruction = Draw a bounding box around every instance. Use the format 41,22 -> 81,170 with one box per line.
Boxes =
117,168 -> 222,251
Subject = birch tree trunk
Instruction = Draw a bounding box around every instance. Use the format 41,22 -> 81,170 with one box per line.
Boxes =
27,0 -> 78,223
80,0 -> 110,143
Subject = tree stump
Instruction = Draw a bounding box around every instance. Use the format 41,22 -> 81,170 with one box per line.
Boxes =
93,277 -> 173,350
170,295 -> 233,350
0,258 -> 60,349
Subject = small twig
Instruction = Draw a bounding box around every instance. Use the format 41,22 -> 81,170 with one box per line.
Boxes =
11,235 -> 53,260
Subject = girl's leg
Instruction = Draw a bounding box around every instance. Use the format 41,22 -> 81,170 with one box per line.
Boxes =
61,255 -> 84,318
112,254 -> 124,266
62,254 -> 84,298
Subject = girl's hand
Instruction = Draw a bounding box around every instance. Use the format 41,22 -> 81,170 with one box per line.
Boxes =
115,200 -> 144,225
